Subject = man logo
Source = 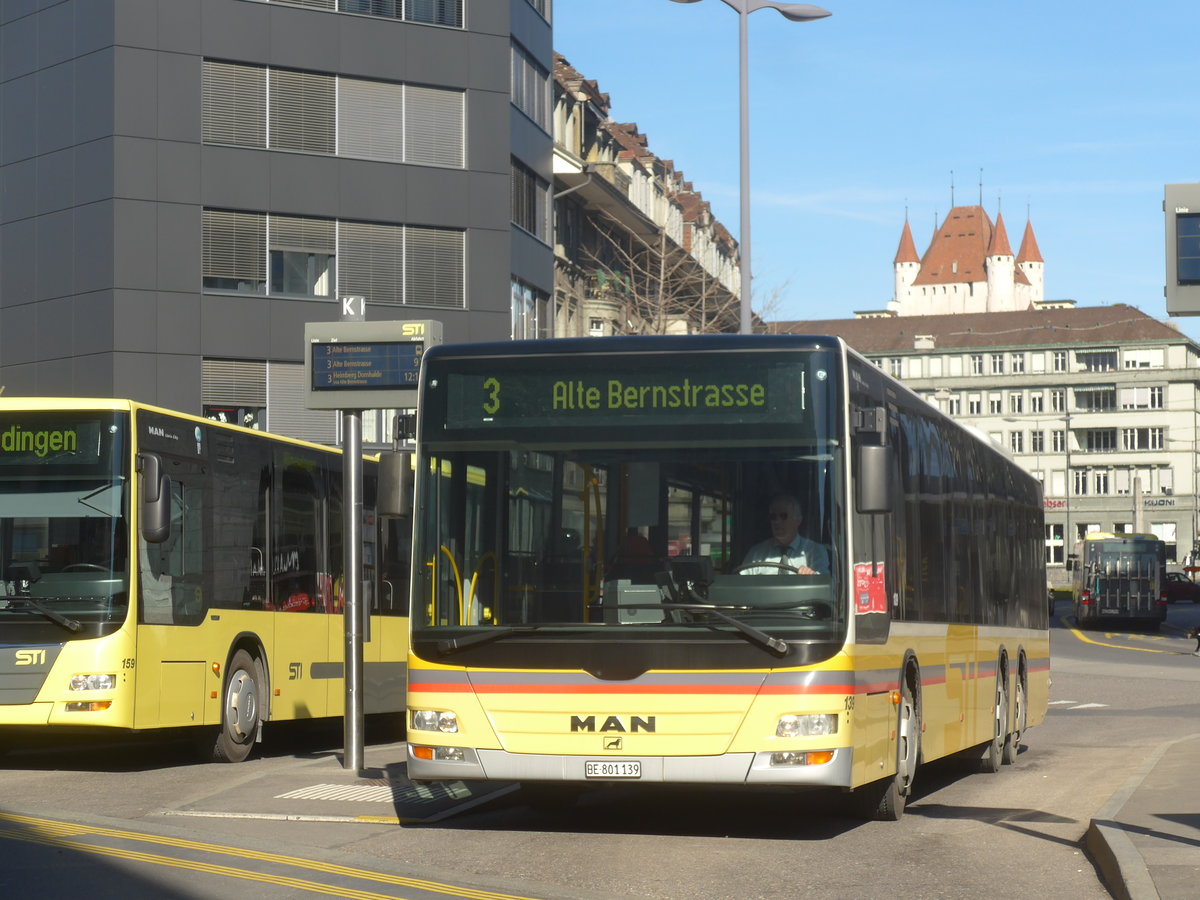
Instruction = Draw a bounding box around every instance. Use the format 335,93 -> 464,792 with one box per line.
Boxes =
570,715 -> 656,733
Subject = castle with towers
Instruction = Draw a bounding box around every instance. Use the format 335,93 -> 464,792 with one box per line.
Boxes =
886,205 -> 1045,316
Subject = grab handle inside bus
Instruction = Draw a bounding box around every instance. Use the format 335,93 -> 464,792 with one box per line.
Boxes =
138,452 -> 172,543
857,444 -> 892,514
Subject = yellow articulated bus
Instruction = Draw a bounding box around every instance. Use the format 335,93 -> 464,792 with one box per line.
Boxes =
0,398 -> 409,761
1070,532 -> 1167,630
403,335 -> 1050,820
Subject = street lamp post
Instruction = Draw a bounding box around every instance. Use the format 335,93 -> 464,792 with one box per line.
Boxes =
668,0 -> 831,334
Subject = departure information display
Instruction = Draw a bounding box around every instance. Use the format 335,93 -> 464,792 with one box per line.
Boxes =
310,341 -> 423,391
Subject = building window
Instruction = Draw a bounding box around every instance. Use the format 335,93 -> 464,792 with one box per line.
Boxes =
1031,430 -> 1045,453
1052,430 -> 1065,453
1119,386 -> 1164,410
1010,432 -> 1024,453
1010,353 -> 1025,373
1151,523 -> 1177,561
991,353 -> 1004,375
524,0 -> 551,18
1093,471 -> 1109,495
968,396 -> 982,415
1052,350 -> 1067,372
204,209 -> 465,308
324,0 -> 464,27
402,0 -> 462,26
203,60 -> 464,168
588,317 -> 605,337
1045,523 -> 1064,565
889,358 -> 902,378
512,41 -> 551,131
1076,386 -> 1116,412
512,158 -> 551,242
511,279 -> 549,340
970,354 -> 984,375
1084,429 -> 1117,452
988,396 -> 1002,415
1050,389 -> 1066,412
1076,349 -> 1118,372
1009,393 -> 1023,414
1030,392 -> 1044,413
947,396 -> 961,415
1072,470 -> 1089,496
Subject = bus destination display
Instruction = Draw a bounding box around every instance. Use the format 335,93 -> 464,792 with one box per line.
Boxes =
310,341 -> 423,392
444,358 -> 810,430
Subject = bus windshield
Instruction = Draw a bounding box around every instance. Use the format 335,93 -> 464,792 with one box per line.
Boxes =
0,411 -> 130,635
413,345 -> 846,657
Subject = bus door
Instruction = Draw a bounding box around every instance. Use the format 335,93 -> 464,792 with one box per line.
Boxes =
135,452 -> 209,730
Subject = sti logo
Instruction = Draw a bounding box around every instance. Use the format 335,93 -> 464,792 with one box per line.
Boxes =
569,715 -> 656,733
14,649 -> 47,666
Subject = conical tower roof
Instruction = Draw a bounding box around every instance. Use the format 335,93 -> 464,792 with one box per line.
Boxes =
894,219 -> 920,264
1017,219 -> 1044,263
987,212 -> 1014,257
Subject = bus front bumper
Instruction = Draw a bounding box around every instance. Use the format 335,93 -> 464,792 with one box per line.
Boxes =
407,744 -> 853,788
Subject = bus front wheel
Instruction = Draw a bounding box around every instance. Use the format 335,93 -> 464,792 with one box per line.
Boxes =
212,649 -> 262,763
851,675 -> 919,821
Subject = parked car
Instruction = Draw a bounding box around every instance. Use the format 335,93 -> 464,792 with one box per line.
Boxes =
1163,571 -> 1200,604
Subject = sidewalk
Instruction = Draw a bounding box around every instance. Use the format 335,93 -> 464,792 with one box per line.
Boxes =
1086,733 -> 1200,900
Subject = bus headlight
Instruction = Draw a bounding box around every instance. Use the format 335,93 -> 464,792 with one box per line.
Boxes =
69,674 -> 116,691
777,713 -> 838,737
411,709 -> 459,733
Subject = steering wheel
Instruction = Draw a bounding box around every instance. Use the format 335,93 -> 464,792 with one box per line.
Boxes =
733,561 -> 802,575
62,563 -> 106,572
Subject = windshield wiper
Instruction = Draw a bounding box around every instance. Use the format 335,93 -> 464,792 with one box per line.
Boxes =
655,603 -> 789,656
1,597 -> 83,633
436,625 -> 548,654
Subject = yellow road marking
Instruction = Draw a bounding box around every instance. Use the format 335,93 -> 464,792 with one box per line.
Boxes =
1065,620 -> 1179,655
0,812 -> 541,900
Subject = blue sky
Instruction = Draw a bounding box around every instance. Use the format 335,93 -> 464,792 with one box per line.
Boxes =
552,1 -> 1200,339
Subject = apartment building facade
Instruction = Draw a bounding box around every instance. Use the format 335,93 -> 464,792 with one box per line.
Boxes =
772,305 -> 1200,583
0,0 -> 553,445
551,54 -> 739,338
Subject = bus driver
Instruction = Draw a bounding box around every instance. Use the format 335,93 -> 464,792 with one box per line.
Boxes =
741,493 -> 829,576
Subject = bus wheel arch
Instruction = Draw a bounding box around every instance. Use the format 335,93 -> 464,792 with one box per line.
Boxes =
211,640 -> 268,763
851,656 -> 922,821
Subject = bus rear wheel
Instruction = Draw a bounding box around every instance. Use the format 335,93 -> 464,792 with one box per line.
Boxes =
212,650 -> 262,763
1002,674 -> 1026,765
976,673 -> 1006,774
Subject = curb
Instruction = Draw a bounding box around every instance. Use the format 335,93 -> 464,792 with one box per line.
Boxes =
1084,735 -> 1196,900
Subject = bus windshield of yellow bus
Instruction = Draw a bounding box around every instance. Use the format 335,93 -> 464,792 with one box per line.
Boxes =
413,349 -> 846,664
0,411 -> 130,638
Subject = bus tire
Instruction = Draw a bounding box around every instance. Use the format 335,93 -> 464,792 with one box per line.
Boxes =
976,671 -> 1006,774
1002,670 -> 1026,765
851,674 -> 919,821
212,649 -> 262,763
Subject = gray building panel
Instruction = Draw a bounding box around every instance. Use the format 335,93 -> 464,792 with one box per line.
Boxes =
73,49 -> 116,144
72,199 -> 115,295
74,291 -> 117,357
34,208 -> 75,301
1,0 -> 553,419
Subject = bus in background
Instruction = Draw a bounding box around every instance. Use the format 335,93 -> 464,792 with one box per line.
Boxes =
1070,532 -> 1167,630
0,398 -> 409,761
402,335 -> 1049,820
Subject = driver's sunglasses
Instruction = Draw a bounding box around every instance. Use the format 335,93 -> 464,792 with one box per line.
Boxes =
768,511 -> 791,521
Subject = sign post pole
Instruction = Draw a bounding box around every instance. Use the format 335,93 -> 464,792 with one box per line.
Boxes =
303,304 -> 441,773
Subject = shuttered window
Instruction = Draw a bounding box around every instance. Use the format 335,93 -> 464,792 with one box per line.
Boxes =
405,85 -> 464,167
202,210 -> 267,293
202,359 -> 268,407
202,61 -> 266,147
511,159 -> 550,242
511,42 -> 549,132
269,216 -> 337,299
339,78 -> 405,162
339,221 -> 405,305
268,363 -> 337,444
406,226 -> 464,308
269,68 -> 336,154
405,0 -> 461,27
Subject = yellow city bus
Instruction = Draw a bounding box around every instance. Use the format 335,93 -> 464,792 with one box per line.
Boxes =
403,335 -> 1050,820
0,398 -> 409,761
1070,532 -> 1167,630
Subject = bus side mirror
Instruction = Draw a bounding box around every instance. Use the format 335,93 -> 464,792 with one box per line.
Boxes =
138,452 -> 171,543
377,450 -> 412,518
857,444 -> 891,514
